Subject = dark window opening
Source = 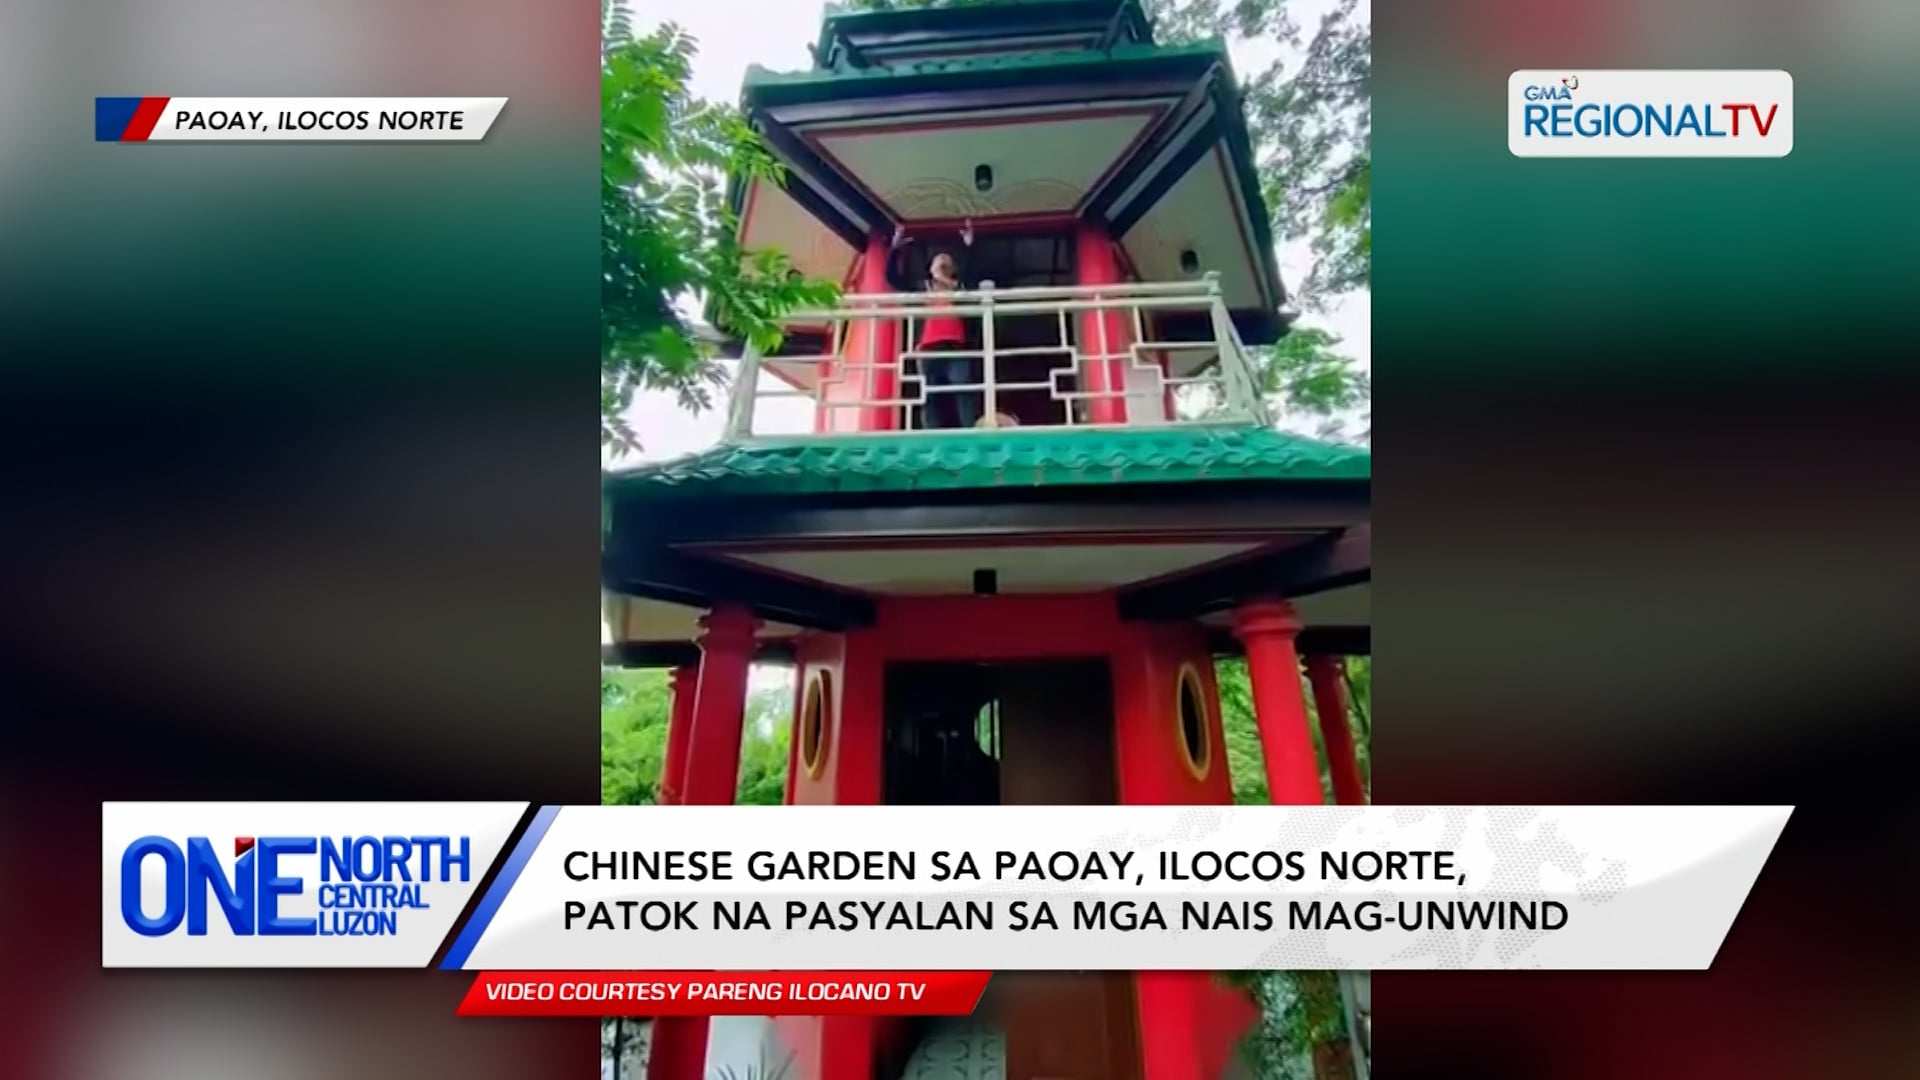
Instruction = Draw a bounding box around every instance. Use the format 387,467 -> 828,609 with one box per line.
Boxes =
882,659 -> 1116,807
892,229 -> 1081,429
883,663 -> 1001,807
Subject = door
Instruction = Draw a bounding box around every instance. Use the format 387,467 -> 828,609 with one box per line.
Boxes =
994,661 -> 1143,1080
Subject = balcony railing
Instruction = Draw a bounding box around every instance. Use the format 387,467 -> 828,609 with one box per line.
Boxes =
724,273 -> 1271,441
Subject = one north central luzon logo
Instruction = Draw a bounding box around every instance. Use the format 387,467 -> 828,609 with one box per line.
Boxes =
119,835 -> 470,938
1520,75 -> 1780,140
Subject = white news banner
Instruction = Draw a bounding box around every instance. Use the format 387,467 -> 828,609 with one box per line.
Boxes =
455,804 -> 1790,972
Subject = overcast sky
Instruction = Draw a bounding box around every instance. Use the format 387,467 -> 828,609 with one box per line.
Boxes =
621,0 -> 1371,464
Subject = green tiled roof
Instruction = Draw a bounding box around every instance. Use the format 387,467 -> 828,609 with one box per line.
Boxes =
606,425 -> 1368,500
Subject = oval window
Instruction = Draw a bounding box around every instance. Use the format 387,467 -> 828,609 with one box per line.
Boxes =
800,670 -> 832,778
1175,665 -> 1211,779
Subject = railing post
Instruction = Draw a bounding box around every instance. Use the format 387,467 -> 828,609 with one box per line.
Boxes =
726,343 -> 762,442
1204,271 -> 1265,423
980,280 -> 997,426
1223,314 -> 1274,427
903,306 -> 918,431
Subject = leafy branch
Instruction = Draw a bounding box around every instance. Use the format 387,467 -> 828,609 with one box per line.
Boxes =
601,6 -> 838,454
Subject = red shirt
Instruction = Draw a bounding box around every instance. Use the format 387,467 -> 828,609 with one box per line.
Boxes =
920,292 -> 965,348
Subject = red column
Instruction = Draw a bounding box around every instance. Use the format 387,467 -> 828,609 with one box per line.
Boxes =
1304,654 -> 1367,805
1074,220 -> 1133,424
649,606 -> 758,1080
1232,599 -> 1324,804
645,1022 -> 709,1080
860,233 -> 899,431
657,665 -> 698,805
822,234 -> 899,433
682,604 -> 760,806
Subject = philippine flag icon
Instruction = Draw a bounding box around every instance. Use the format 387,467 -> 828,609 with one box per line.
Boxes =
95,97 -> 171,141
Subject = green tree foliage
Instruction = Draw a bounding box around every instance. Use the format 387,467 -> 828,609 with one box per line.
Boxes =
601,669 -> 671,805
1216,656 -> 1370,808
1341,656 -> 1370,771
601,669 -> 792,805
1260,326 -> 1371,443
601,3 -> 838,453
735,687 -> 796,806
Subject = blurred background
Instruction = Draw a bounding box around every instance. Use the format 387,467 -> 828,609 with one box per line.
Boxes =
0,1 -> 602,1077
1376,0 -> 1920,1077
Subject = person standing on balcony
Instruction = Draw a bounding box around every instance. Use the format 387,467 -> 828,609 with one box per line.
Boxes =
917,252 -> 980,430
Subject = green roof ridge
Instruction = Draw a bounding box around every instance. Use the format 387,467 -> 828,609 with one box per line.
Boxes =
823,0 -> 1097,14
816,0 -> 1153,49
606,424 -> 1368,500
745,39 -> 1222,90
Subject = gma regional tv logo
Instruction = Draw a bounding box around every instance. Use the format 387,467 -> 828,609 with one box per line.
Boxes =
103,802 -> 523,968
1509,70 -> 1793,158
118,834 -> 470,937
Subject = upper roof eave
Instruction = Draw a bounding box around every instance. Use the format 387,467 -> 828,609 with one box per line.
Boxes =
814,0 -> 1154,62
1210,60 -> 1288,321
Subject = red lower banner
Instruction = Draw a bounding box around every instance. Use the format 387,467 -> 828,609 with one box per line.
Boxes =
457,971 -> 992,1017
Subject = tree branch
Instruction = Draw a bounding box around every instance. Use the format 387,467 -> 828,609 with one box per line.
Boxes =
1290,160 -> 1365,200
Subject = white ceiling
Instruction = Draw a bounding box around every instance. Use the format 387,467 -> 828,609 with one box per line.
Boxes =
739,179 -> 859,283
743,102 -> 1271,321
1121,145 -> 1266,310
810,107 -> 1158,220
723,541 -> 1263,595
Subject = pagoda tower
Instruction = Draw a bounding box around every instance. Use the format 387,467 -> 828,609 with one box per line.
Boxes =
603,3 -> 1371,1078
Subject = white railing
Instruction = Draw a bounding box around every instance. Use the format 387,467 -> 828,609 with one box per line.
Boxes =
723,272 -> 1271,441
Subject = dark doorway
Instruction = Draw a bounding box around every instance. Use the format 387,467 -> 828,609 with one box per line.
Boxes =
890,230 -> 1075,292
882,662 -> 1002,807
880,659 -> 1142,1080
891,231 -> 1081,429
881,658 -> 1122,807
